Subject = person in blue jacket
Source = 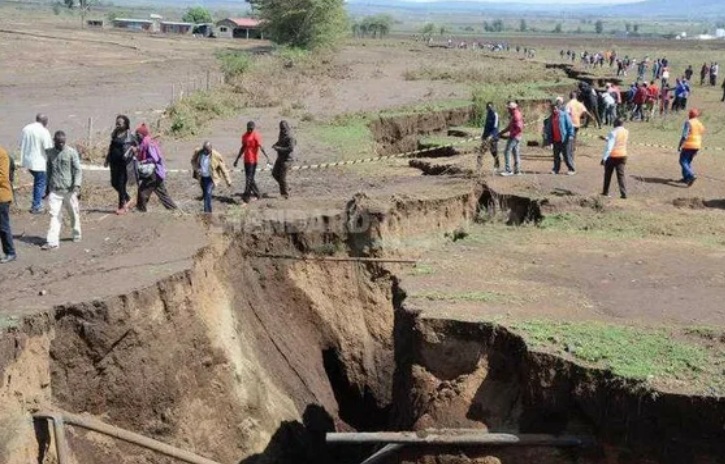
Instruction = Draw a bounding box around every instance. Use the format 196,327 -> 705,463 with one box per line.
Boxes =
542,97 -> 576,175
478,102 -> 500,173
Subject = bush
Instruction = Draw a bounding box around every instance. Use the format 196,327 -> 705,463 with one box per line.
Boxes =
216,50 -> 253,80
166,91 -> 240,138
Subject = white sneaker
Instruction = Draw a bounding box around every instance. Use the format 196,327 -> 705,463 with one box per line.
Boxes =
567,171 -> 577,176
500,171 -> 513,177
41,244 -> 59,251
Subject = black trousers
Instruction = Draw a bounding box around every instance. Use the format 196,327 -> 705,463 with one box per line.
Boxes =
603,157 -> 627,198
0,202 -> 15,257
552,141 -> 575,173
272,158 -> 293,198
243,163 -> 260,201
110,161 -> 131,209
137,174 -> 177,212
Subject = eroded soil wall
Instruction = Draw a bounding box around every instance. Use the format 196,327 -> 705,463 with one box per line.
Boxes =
393,316 -> 725,464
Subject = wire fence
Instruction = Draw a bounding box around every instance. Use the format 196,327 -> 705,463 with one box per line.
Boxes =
47,71 -> 228,163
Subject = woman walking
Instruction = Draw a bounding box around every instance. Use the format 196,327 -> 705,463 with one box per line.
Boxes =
134,124 -> 178,212
271,121 -> 296,199
105,115 -> 135,215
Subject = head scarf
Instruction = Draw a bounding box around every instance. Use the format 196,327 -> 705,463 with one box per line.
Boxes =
136,123 -> 150,138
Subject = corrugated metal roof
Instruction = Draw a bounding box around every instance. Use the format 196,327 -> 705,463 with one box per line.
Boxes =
221,18 -> 261,28
113,18 -> 153,24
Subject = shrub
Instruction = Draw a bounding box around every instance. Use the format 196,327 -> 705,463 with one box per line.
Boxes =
216,50 -> 253,80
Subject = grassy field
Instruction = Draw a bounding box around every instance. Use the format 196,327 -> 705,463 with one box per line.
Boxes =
509,319 -> 725,394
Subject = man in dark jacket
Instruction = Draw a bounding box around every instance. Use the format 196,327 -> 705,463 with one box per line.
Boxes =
479,102 -> 500,172
543,97 -> 576,175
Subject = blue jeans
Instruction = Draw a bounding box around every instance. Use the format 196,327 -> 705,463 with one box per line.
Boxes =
503,138 -> 521,173
679,149 -> 698,181
200,176 -> 214,213
30,170 -> 47,212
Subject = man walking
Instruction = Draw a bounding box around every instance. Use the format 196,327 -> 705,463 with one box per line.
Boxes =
479,102 -> 500,172
43,131 -> 82,250
601,118 -> 629,199
498,101 -> 524,176
700,63 -> 709,86
234,121 -> 270,203
20,114 -> 53,214
565,91 -> 591,156
191,141 -> 232,213
678,109 -> 705,187
0,145 -> 16,263
544,97 -> 576,175
711,63 -> 719,86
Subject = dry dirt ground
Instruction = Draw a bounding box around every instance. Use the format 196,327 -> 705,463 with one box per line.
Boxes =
2,15 -> 725,382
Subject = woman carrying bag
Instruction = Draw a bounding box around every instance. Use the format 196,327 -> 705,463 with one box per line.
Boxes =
134,124 -> 177,212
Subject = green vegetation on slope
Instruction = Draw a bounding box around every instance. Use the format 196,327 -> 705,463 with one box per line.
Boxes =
509,320 -> 724,393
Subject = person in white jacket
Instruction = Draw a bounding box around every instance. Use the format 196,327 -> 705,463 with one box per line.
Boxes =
20,114 -> 53,214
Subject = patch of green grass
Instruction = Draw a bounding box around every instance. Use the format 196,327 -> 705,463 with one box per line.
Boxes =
408,263 -> 435,276
166,90 -> 241,138
379,99 -> 472,118
307,114 -> 375,160
0,316 -> 19,331
510,320 -> 713,382
215,50 -> 253,80
413,290 -> 508,303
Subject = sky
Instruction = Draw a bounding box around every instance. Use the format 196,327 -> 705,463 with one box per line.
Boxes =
398,0 -> 641,3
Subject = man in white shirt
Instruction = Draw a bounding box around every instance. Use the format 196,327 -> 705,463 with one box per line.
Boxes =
20,114 -> 53,214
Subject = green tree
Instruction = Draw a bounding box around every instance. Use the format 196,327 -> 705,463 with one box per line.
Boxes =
553,23 -> 562,34
492,19 -> 504,32
519,19 -> 527,32
625,22 -> 631,33
420,22 -> 436,39
246,0 -> 348,50
439,25 -> 448,36
62,0 -> 99,27
595,20 -> 604,34
633,23 -> 640,33
182,7 -> 213,24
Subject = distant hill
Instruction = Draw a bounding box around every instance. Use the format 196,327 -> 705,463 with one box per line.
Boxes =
346,0 -> 725,18
588,0 -> 725,17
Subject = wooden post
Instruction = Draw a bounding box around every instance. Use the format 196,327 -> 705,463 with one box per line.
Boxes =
206,70 -> 211,91
171,83 -> 176,104
87,117 -> 93,148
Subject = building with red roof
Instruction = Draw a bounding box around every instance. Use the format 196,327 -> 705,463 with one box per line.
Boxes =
215,18 -> 263,39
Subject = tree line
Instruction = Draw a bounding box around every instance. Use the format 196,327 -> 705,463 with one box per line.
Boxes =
352,14 -> 394,38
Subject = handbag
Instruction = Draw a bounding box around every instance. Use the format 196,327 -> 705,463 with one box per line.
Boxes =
137,162 -> 155,179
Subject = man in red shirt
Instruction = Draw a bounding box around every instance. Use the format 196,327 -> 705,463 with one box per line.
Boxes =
630,83 -> 647,121
234,121 -> 269,203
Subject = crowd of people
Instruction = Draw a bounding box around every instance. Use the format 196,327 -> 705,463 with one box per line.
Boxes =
0,114 -> 298,264
478,92 -> 708,199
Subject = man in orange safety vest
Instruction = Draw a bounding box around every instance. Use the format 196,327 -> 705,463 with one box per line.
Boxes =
678,108 -> 706,187
601,118 -> 629,199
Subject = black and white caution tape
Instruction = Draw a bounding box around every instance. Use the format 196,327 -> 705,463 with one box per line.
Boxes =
577,130 -> 725,152
80,136 -> 482,174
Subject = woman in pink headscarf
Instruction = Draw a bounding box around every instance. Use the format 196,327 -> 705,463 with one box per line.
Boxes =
133,124 -> 177,212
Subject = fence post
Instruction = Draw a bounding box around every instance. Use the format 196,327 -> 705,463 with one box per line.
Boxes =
87,117 -> 93,149
206,70 -> 211,91
171,83 -> 176,105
